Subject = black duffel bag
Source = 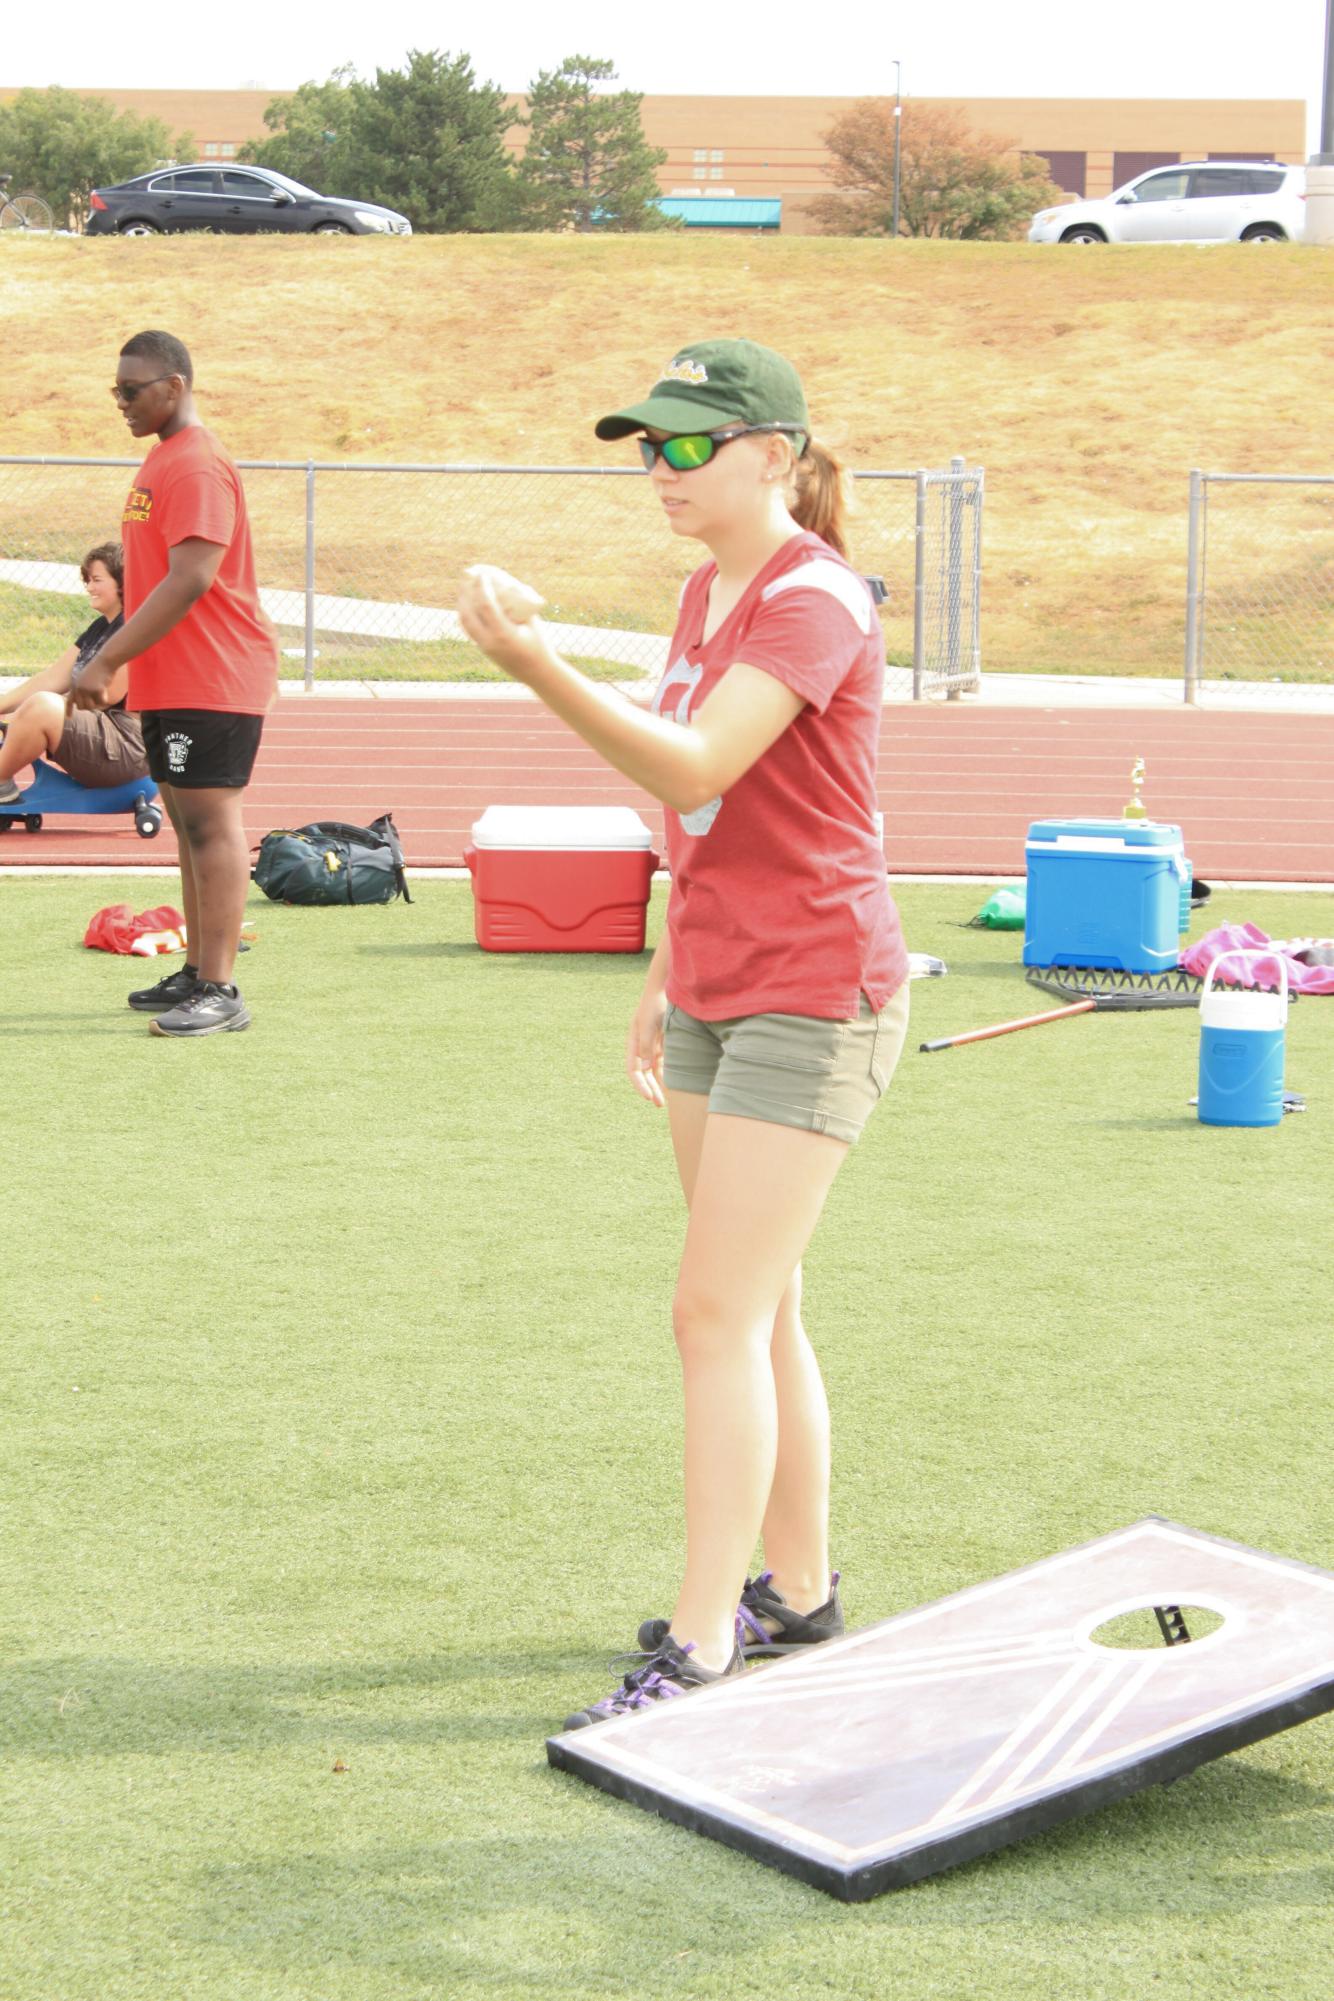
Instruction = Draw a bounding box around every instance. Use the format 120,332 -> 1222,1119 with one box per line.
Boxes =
253,814 -> 411,905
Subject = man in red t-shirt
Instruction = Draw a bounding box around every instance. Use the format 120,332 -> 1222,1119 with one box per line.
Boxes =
74,331 -> 277,1037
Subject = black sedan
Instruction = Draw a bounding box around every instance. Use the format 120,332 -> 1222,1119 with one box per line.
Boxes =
86,164 -> 412,236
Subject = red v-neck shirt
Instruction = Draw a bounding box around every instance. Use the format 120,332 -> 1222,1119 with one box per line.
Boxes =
652,530 -> 908,1021
122,426 -> 277,715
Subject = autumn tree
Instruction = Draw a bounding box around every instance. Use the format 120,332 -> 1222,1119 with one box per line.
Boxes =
516,56 -> 676,232
808,101 -> 1063,241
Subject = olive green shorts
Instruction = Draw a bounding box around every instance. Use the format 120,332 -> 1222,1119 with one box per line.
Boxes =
55,708 -> 148,789
662,983 -> 910,1145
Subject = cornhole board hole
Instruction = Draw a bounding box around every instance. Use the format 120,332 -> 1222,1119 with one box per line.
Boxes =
547,1519 -> 1334,1900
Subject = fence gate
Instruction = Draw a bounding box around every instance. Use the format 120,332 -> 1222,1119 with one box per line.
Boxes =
914,458 -> 984,699
1185,471 -> 1334,701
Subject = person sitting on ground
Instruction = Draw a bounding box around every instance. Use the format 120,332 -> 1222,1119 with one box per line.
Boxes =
0,542 -> 147,804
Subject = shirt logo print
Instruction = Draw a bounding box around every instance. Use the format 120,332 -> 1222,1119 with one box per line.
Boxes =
652,653 -> 722,837
123,486 -> 152,523
651,653 -> 704,726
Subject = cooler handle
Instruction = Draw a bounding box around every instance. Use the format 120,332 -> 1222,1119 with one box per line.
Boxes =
1201,947 -> 1288,1004
463,845 -> 476,876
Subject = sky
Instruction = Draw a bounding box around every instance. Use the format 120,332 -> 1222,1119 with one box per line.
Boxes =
8,0 -> 1332,152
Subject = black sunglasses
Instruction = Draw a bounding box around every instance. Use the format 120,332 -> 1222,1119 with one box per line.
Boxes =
110,375 -> 173,404
638,423 -> 806,472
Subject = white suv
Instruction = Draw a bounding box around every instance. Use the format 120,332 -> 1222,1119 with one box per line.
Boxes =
1029,161 -> 1305,245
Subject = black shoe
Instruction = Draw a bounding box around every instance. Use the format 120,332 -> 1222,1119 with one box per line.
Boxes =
127,964 -> 199,1012
638,1571 -> 844,1659
149,981 -> 251,1037
562,1634 -> 743,1733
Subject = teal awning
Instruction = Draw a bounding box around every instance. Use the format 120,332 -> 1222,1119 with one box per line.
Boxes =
656,198 -> 782,229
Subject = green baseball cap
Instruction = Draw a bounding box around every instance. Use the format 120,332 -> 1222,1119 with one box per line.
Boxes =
595,338 -> 810,443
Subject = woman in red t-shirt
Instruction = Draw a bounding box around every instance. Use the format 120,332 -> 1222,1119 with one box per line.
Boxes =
458,339 -> 910,1731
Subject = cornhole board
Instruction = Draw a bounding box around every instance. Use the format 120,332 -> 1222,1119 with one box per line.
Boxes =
547,1518 -> 1334,1900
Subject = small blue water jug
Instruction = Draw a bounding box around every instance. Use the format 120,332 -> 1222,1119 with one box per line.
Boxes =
1197,950 -> 1288,1129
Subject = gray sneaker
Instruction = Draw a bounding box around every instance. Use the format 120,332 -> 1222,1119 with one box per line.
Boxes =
638,1571 -> 844,1658
128,964 -> 199,1013
562,1633 -> 744,1733
149,981 -> 251,1037
0,776 -> 21,805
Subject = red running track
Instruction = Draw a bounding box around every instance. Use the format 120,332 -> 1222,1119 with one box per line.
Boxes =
1,698 -> 1331,883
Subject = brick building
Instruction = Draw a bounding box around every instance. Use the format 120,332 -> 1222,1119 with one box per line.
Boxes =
4,86 -> 1306,230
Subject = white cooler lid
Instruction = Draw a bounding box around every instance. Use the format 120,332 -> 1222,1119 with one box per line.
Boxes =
471,805 -> 654,851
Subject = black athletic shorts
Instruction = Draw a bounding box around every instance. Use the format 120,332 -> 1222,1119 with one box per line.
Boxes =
140,710 -> 265,790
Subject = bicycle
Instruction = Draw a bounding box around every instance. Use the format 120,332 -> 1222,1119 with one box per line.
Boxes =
0,173 -> 54,233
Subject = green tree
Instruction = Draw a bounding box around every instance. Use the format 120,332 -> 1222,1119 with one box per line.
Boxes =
243,51 -> 515,228
516,56 -> 676,233
808,100 -> 1064,241
238,68 -> 363,193
0,87 -> 182,232
354,50 -> 515,231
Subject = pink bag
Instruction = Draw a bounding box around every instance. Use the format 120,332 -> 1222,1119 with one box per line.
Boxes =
1182,922 -> 1334,995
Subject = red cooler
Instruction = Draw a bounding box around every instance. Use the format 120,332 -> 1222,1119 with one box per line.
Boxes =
464,806 -> 660,953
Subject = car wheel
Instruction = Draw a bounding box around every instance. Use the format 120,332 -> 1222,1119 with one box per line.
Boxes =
1240,224 -> 1286,243
1059,226 -> 1107,244
119,219 -> 160,236
313,222 -> 353,234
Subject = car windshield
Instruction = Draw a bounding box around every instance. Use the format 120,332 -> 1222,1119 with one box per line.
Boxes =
261,170 -> 320,199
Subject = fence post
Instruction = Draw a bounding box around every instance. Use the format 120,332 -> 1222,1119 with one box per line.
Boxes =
946,454 -> 965,697
971,466 -> 984,690
304,459 -> 316,694
912,471 -> 927,701
1184,469 -> 1202,705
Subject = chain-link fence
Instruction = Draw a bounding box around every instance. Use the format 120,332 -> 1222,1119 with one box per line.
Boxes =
0,456 -> 983,700
1185,471 -> 1334,701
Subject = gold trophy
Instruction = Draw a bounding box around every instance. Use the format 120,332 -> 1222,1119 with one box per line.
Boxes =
1123,758 -> 1147,821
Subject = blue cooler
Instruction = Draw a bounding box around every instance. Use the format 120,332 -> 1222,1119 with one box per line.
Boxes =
1023,818 -> 1191,972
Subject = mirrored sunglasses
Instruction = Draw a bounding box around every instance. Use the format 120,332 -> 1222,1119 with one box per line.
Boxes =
638,423 -> 805,472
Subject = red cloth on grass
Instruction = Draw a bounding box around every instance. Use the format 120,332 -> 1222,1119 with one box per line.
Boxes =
83,904 -> 185,954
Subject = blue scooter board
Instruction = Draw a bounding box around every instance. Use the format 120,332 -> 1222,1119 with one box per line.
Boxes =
0,757 -> 162,838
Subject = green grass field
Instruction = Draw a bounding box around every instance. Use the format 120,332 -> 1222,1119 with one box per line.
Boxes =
4,876 -> 1332,2000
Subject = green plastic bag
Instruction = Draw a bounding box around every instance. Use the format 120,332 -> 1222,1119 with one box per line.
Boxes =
971,883 -> 1026,930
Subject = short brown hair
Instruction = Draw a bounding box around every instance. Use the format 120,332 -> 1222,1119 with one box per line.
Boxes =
80,541 -> 124,589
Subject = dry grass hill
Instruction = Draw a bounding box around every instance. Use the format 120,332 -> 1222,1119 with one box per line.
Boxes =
2,233 -> 1331,678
